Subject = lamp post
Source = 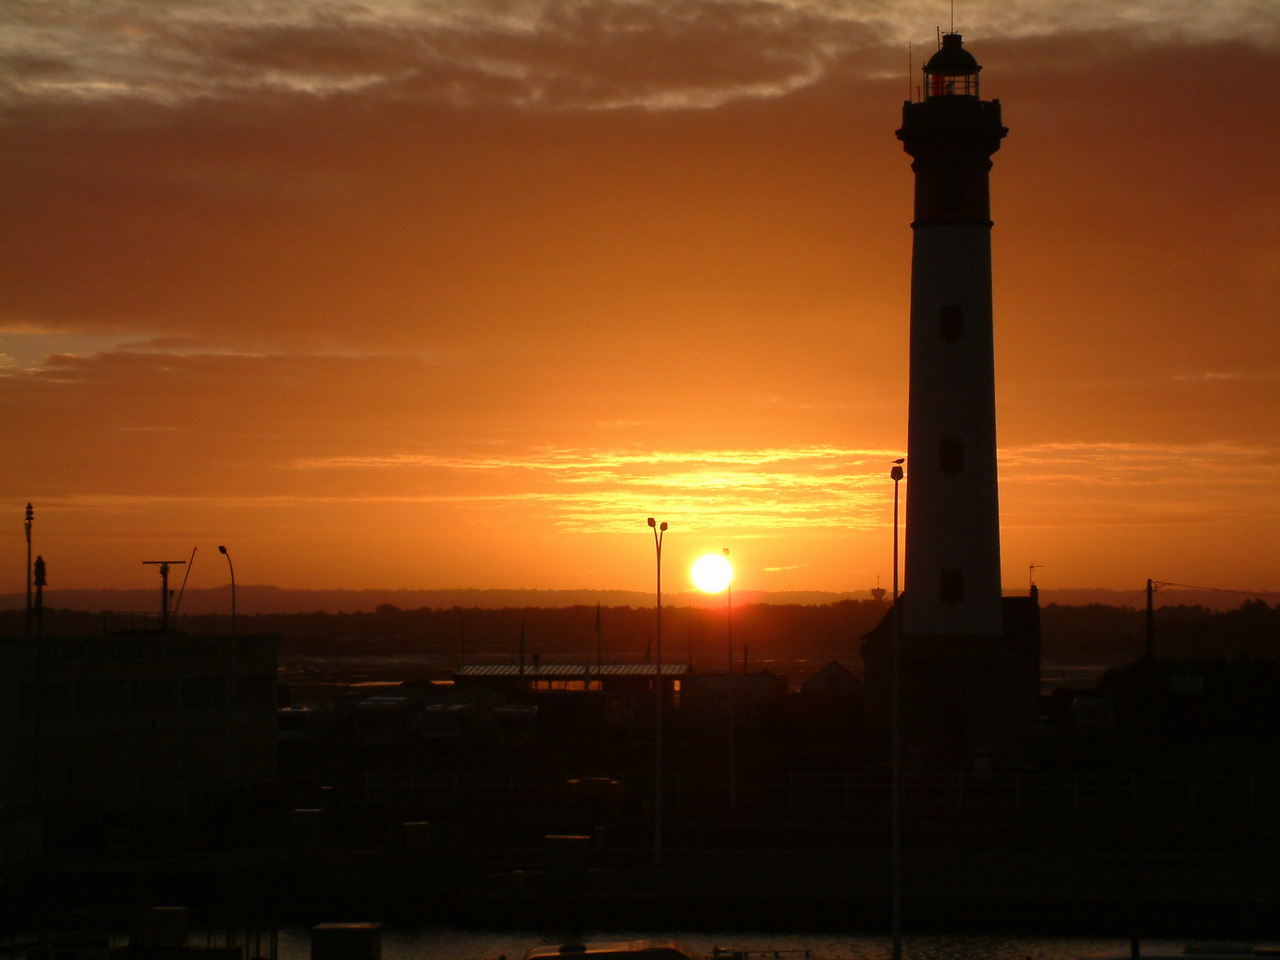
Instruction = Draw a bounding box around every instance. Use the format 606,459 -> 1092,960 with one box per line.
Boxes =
24,503 -> 33,637
218,545 -> 236,637
890,457 -> 904,960
647,517 -> 668,865
723,548 -> 736,812
33,554 -> 46,639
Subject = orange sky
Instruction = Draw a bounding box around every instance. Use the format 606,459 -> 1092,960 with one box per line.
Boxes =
1,2 -> 1277,598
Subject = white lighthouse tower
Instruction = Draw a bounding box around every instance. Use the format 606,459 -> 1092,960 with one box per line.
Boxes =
863,33 -> 1038,756
899,33 -> 1006,640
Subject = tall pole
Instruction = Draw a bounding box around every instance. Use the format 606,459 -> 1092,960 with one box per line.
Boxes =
594,602 -> 603,724
724,547 -> 736,813
218,545 -> 237,637
33,555 -> 46,639
217,545 -> 239,782
160,563 -> 170,630
647,517 -> 667,865
30,550 -> 46,799
1145,578 -> 1155,661
890,458 -> 905,960
143,561 -> 186,631
24,503 -> 33,637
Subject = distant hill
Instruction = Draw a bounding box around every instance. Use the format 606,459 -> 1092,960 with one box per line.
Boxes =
0,585 -> 870,616
1037,587 -> 1277,611
0,584 -> 1269,615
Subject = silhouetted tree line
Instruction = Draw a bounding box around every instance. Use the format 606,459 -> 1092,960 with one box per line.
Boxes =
3,598 -> 1275,672
197,600 -> 894,668
1041,598 -> 1279,664
0,600 -> 888,663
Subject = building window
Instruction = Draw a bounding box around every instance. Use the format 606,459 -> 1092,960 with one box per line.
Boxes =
940,437 -> 965,475
940,568 -> 965,606
939,304 -> 964,342
531,679 -> 602,691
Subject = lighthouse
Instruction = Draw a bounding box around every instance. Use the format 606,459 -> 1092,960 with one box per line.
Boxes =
899,33 -> 1005,641
862,33 -> 1039,757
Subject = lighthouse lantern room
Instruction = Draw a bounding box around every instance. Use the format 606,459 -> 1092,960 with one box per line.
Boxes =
924,32 -> 981,98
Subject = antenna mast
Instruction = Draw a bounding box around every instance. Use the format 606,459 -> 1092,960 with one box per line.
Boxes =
173,546 -> 197,615
143,559 -> 187,632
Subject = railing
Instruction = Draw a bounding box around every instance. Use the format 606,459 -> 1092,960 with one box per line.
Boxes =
303,769 -> 1280,823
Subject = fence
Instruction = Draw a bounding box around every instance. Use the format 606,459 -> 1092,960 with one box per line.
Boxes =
306,769 -> 1280,824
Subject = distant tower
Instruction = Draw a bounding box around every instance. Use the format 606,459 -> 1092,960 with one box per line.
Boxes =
862,33 -> 1038,758
899,33 -> 1006,640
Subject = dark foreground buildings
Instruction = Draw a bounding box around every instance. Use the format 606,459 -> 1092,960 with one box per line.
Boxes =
1,630 -> 278,858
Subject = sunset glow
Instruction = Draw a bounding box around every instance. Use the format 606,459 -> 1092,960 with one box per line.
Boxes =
1,2 -> 1277,598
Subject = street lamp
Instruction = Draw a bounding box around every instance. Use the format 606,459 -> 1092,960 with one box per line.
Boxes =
24,503 -> 33,637
890,457 -> 904,960
724,548 -> 735,810
218,545 -> 237,637
647,517 -> 668,865
692,549 -> 736,810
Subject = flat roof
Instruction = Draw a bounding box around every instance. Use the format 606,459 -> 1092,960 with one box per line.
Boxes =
454,663 -> 688,679
524,942 -> 694,960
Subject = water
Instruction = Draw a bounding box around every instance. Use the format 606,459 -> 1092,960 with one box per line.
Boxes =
2,924 -> 1218,960
263,928 -> 1177,960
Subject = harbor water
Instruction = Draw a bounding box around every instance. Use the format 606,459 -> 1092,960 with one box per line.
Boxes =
179,928 -> 1193,960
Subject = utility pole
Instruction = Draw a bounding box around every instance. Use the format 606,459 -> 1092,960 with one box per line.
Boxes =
143,560 -> 187,632
24,503 -> 33,636
33,554 -> 46,638
1145,579 -> 1155,660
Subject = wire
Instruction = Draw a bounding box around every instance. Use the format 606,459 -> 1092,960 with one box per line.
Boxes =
1151,581 -> 1280,600
1117,589 -> 1148,609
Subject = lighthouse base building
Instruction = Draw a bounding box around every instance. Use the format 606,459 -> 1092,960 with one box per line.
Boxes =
861,592 -> 1041,760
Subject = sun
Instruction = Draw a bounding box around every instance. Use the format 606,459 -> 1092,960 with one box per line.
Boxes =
690,551 -> 733,593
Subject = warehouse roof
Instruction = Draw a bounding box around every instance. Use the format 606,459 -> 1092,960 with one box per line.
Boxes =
454,663 -> 688,679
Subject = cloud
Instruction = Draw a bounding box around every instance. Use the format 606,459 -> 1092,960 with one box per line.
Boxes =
4,1 -> 1276,114
288,443 -> 899,533
1001,440 -> 1276,480
998,441 -> 1280,530
0,1 -> 882,111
